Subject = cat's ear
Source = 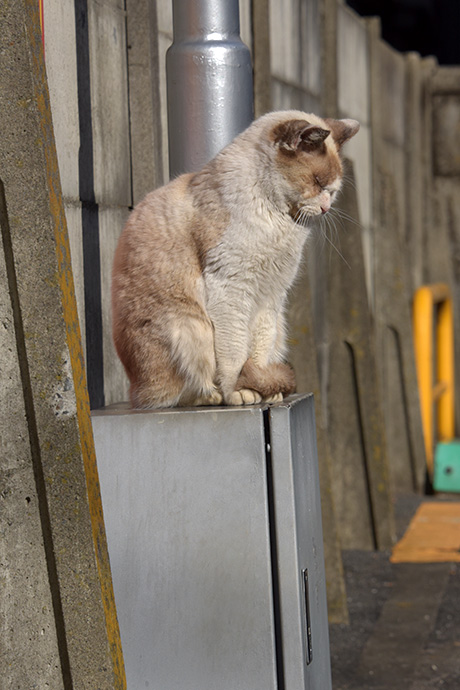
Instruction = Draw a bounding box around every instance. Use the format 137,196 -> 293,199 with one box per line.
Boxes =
273,120 -> 330,152
324,118 -> 360,149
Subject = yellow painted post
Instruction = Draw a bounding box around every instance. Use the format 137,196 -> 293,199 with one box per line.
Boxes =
413,287 -> 435,472
413,283 -> 455,477
437,295 -> 455,440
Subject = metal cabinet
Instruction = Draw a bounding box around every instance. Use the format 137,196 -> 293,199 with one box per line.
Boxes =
92,394 -> 332,690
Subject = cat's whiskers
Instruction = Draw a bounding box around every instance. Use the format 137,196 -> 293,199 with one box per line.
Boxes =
319,212 -> 352,270
341,173 -> 358,192
294,206 -> 314,227
330,206 -> 362,228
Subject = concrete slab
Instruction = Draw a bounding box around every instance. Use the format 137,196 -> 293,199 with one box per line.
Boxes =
375,40 -> 406,147
157,0 -> 173,35
252,0 -> 272,117
271,78 -> 321,116
0,2 -> 125,685
287,259 -> 348,624
88,0 -> 131,206
337,4 -> 369,124
270,0 -> 321,97
98,206 -> 130,405
126,0 -> 164,204
43,0 -> 80,201
405,52 -> 425,292
368,20 -> 427,494
158,31 -> 172,180
0,187 -> 65,689
323,161 -> 395,551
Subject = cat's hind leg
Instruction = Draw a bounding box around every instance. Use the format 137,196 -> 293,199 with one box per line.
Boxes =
128,342 -> 185,409
235,358 -> 296,403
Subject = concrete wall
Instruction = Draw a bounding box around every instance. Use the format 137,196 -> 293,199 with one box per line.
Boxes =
40,0 -> 459,537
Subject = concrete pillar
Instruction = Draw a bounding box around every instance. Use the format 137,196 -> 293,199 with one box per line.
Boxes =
0,1 -> 125,686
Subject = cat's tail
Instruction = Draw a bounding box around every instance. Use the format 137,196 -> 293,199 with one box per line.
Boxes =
168,312 -> 219,404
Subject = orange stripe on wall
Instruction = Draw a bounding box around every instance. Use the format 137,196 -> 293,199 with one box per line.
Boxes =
39,0 -> 44,49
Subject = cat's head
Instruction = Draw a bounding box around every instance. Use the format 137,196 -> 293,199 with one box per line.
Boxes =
264,112 -> 359,220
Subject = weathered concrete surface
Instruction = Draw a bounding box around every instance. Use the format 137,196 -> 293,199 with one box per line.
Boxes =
287,268 -> 348,624
88,0 -> 131,207
126,0 -> 164,205
404,52 -> 425,293
270,0 -> 322,114
99,206 -> 130,404
0,1 -> 125,686
430,66 -> 460,434
0,185 -> 65,688
43,0 -> 86,356
157,0 -> 173,181
323,162 -> 395,551
252,0 -> 272,117
368,19 -> 427,494
337,4 -> 373,299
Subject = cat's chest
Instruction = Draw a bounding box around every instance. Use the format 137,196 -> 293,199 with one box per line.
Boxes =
203,216 -> 308,299
227,218 -> 305,273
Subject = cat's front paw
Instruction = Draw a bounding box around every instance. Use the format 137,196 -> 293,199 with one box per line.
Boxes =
263,392 -> 284,404
227,389 -> 262,406
193,389 -> 223,406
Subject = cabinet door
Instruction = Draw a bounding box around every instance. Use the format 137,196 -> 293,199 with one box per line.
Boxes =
93,406 -> 278,690
269,395 -> 332,690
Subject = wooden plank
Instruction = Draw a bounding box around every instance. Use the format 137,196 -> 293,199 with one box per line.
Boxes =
391,502 -> 460,563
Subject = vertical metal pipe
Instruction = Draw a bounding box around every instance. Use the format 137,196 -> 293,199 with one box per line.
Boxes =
166,0 -> 254,178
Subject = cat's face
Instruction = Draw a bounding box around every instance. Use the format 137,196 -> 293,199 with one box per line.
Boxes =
270,116 -> 359,220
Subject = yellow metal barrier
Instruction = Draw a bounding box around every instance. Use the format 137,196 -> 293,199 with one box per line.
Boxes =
413,283 -> 455,475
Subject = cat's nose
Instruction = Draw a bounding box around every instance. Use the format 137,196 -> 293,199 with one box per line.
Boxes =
321,205 -> 329,214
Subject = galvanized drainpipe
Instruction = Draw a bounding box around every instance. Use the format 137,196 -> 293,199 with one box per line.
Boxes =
166,0 -> 254,178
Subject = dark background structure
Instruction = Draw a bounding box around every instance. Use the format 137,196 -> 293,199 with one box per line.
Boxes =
346,0 -> 460,64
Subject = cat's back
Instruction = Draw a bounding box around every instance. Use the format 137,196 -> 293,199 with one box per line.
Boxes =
115,174 -> 195,267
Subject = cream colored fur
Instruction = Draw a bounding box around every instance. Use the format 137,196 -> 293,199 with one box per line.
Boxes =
112,110 -> 359,407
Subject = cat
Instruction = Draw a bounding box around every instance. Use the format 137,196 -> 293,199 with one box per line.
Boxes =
112,110 -> 359,408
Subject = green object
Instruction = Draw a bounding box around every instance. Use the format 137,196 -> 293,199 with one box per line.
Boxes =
433,441 -> 460,493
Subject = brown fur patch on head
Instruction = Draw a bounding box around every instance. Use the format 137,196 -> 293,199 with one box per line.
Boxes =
276,141 -> 343,202
269,116 -> 345,204
272,119 -> 331,154
235,358 -> 296,398
269,115 -> 360,205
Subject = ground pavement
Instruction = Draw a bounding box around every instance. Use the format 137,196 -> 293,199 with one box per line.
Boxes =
330,494 -> 460,690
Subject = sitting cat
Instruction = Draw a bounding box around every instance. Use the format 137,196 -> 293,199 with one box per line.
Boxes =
112,110 -> 359,408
